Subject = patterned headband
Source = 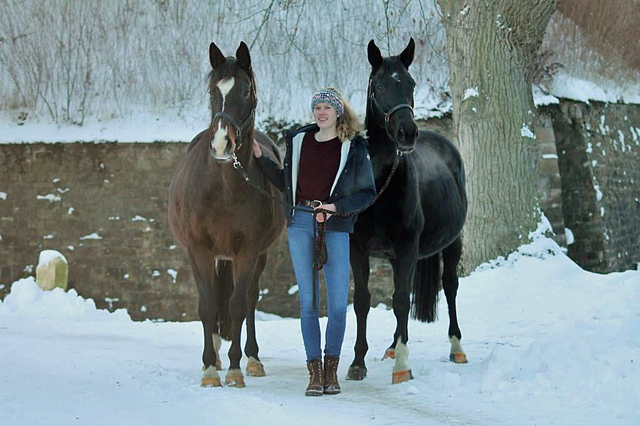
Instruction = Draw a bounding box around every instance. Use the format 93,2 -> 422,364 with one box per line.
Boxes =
310,89 -> 344,116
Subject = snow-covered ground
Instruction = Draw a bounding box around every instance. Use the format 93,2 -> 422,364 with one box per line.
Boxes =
1,227 -> 638,426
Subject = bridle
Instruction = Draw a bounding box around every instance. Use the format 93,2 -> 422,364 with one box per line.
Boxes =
212,110 -> 255,145
211,79 -> 257,148
367,77 -> 415,144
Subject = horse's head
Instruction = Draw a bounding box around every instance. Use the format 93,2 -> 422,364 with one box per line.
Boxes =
366,38 -> 418,153
207,41 -> 257,161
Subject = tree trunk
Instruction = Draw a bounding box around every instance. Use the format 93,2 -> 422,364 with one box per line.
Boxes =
436,0 -> 557,272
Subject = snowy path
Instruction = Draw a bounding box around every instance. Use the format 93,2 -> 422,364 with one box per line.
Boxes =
1,236 -> 639,426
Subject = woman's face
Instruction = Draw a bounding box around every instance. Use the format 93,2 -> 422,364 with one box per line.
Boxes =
313,102 -> 338,131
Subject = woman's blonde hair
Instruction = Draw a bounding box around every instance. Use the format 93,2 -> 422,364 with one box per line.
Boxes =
325,87 -> 361,141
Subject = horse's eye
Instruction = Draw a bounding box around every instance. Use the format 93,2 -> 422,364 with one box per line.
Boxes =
243,89 -> 251,97
376,84 -> 385,91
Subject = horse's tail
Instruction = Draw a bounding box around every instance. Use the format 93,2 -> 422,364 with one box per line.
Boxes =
214,259 -> 234,341
411,254 -> 440,323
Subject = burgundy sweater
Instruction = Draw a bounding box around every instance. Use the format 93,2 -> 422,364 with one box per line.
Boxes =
295,132 -> 342,203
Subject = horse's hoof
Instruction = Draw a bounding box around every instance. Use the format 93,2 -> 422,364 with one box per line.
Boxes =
346,365 -> 367,381
225,369 -> 246,388
392,369 -> 411,384
382,348 -> 395,360
450,352 -> 468,364
246,357 -> 265,377
201,366 -> 222,387
201,376 -> 222,387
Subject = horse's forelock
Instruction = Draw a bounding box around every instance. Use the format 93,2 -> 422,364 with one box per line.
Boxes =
208,59 -> 236,92
208,59 -> 255,99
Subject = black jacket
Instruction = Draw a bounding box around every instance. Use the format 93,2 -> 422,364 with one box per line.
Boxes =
256,124 -> 376,233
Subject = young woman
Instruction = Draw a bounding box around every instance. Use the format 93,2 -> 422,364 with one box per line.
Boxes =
253,88 -> 376,396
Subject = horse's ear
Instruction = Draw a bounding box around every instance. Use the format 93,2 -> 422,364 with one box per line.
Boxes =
399,38 -> 415,70
209,42 -> 226,69
368,40 -> 383,70
236,41 -> 252,71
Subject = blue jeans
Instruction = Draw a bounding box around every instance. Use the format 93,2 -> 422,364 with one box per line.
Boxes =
287,209 -> 350,362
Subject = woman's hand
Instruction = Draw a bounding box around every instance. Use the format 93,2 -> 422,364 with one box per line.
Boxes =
252,139 -> 263,158
314,203 -> 336,223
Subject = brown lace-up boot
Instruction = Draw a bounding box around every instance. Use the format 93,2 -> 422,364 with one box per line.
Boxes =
323,356 -> 341,395
305,359 -> 323,396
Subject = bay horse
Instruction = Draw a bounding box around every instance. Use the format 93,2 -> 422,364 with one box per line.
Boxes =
168,41 -> 285,388
347,38 -> 468,384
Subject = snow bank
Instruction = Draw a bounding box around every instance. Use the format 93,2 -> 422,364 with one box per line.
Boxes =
0,277 -> 130,322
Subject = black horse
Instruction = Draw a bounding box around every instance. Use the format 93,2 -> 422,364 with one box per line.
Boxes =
347,38 -> 468,384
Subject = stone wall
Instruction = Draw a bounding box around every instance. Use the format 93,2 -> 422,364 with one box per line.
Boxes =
2,100 -> 639,320
0,141 -> 397,320
545,100 -> 640,273
0,143 -> 198,320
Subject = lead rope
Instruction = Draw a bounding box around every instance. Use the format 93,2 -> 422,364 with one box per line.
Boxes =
232,151 -> 402,310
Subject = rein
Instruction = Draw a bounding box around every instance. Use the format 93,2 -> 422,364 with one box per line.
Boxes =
222,79 -> 410,311
231,150 -> 402,311
231,150 -> 402,218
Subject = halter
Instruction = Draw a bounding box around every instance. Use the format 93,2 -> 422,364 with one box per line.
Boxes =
212,109 -> 255,143
212,80 -> 257,147
367,77 -> 415,144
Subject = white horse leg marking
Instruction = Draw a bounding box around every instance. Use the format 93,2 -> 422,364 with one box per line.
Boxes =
211,78 -> 235,158
201,365 -> 222,387
393,337 -> 410,372
246,356 -> 266,377
449,336 -> 468,363
392,337 -> 411,384
450,335 -> 463,353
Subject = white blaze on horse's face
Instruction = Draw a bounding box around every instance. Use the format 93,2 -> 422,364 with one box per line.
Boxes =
211,77 -> 236,160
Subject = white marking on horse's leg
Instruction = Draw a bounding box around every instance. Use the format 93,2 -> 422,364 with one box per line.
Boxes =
216,77 -> 235,111
225,368 -> 246,387
449,336 -> 468,363
450,336 -> 463,354
393,337 -> 410,372
391,337 -> 411,384
246,356 -> 265,377
214,333 -> 222,370
201,365 -> 222,387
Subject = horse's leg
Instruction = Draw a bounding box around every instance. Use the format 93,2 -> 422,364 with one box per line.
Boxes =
245,252 -> 267,377
387,247 -> 417,384
188,249 -> 221,387
346,238 -> 371,381
225,250 -> 259,388
442,237 -> 468,364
